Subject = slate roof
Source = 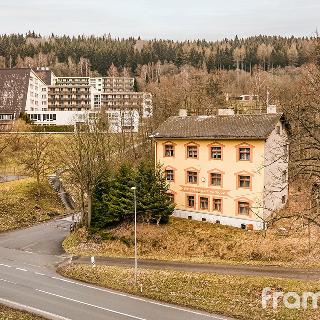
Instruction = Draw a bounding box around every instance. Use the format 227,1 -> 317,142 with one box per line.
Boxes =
0,68 -> 31,117
152,114 -> 283,140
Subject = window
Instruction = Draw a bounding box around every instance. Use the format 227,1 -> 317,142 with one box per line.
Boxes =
164,144 -> 174,157
211,146 -> 222,159
187,195 -> 195,208
213,198 -> 222,212
187,146 -> 198,158
282,195 -> 286,204
167,193 -> 175,203
200,197 -> 209,210
187,171 -> 198,184
238,202 -> 250,215
239,148 -> 251,161
0,114 -> 13,120
210,173 -> 222,186
165,170 -> 174,182
239,175 -> 251,188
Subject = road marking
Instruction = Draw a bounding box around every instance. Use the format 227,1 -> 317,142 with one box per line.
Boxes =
35,289 -> 147,320
0,263 -> 225,319
49,276 -> 222,319
0,278 -> 17,285
15,267 -> 27,272
0,277 -> 146,320
0,297 -> 71,320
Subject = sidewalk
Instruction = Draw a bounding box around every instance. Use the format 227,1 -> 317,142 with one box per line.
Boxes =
71,256 -> 320,280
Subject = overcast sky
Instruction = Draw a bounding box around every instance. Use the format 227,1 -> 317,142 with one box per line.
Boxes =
0,0 -> 318,40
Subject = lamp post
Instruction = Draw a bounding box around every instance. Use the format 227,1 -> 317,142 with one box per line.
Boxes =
131,186 -> 138,285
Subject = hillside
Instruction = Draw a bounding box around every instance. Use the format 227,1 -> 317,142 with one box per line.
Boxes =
0,34 -> 317,76
0,178 -> 65,232
63,216 -> 320,268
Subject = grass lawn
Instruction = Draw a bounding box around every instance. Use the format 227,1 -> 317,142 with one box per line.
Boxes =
0,178 -> 65,233
0,304 -> 46,320
58,263 -> 320,320
63,217 -> 320,268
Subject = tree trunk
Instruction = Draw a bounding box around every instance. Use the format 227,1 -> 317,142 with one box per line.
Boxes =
87,191 -> 92,227
80,188 -> 85,221
36,173 -> 41,198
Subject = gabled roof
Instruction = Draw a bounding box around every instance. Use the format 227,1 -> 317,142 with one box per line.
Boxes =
151,114 -> 284,140
0,68 -> 31,117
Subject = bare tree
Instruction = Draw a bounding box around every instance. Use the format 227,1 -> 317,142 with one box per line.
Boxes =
20,133 -> 52,197
61,114 -> 113,226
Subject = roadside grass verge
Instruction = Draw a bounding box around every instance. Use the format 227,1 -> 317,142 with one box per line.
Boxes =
63,217 -> 320,268
0,178 -> 65,233
0,304 -> 46,320
58,263 -> 320,320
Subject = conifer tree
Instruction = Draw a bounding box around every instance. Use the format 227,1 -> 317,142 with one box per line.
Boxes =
148,164 -> 175,224
136,161 -> 155,222
108,164 -> 135,222
136,162 -> 174,224
91,170 -> 113,228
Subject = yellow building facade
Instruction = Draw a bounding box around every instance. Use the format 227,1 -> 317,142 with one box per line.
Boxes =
153,112 -> 289,229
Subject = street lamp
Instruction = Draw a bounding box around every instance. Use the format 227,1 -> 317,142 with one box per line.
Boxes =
131,186 -> 138,285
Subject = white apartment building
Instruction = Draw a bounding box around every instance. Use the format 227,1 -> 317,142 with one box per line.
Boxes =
0,68 -> 152,133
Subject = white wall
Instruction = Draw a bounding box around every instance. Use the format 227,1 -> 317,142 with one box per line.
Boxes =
26,109 -> 140,133
107,109 -> 139,133
25,70 -> 47,112
27,110 -> 87,125
174,209 -> 264,230
263,119 -> 289,218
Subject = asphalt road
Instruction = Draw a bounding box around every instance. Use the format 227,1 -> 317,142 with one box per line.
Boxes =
0,218 -> 231,320
72,256 -> 320,280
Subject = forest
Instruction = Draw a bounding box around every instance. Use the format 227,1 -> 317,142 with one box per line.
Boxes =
0,32 -> 316,76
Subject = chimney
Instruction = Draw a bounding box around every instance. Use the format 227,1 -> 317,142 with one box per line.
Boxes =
267,105 -> 277,114
179,109 -> 188,117
218,108 -> 235,116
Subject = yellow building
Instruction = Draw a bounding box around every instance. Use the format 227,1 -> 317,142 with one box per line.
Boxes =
152,111 -> 289,230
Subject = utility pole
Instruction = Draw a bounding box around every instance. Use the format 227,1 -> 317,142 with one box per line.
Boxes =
131,186 -> 138,285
